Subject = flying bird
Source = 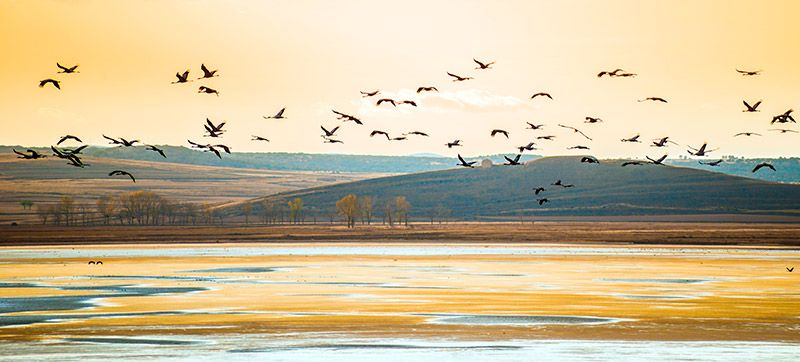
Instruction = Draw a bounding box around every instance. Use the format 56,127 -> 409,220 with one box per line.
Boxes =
103,135 -> 139,147
537,198 -> 549,205
146,145 -> 166,158
621,161 -> 645,167
405,131 -> 429,137
597,68 -> 624,77
651,136 -> 677,147
13,149 -> 46,159
580,156 -> 599,164
699,159 -> 723,166
109,170 -> 136,182
447,72 -> 473,82
734,132 -> 761,137
771,109 -> 795,124
584,117 -> 603,123
788,267 -> 794,272
56,63 -> 79,73
205,118 -> 226,136
621,134 -> 641,143
323,137 -> 344,144
647,154 -> 668,165
376,98 -> 396,107
736,69 -> 761,76
39,79 -> 61,89
417,86 -> 438,93
558,124 -> 592,140
398,100 -> 417,107
390,136 -> 407,141
530,92 -> 552,100
57,135 -> 82,145
332,110 -> 363,124
491,129 -> 509,138
172,70 -> 190,84
252,136 -> 270,142
370,130 -> 390,140
473,58 -> 495,70
517,142 -> 537,152
321,126 -> 340,137
769,128 -> 798,134
503,154 -> 522,166
457,154 -> 476,168
198,86 -> 219,96
638,97 -> 667,103
752,162 -> 775,173
198,64 -> 218,79
446,140 -> 462,148
533,187 -> 545,195
264,108 -> 287,119
687,142 -> 717,156
568,145 -> 590,150
742,100 -> 761,112
552,180 -> 574,188
360,90 -> 379,97
537,135 -> 556,140
526,123 -> 544,130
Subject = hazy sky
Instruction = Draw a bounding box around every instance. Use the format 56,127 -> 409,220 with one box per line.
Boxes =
2,0 -> 799,158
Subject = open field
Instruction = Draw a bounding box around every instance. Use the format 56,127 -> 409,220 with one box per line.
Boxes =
1,222 -> 800,246
0,154 -> 382,223
1,241 -> 799,360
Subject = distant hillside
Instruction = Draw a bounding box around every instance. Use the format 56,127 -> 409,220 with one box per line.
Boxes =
3,146 -> 799,183
0,145 -> 538,174
228,156 -> 800,220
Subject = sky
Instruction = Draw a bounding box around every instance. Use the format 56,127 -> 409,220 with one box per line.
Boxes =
1,0 -> 799,159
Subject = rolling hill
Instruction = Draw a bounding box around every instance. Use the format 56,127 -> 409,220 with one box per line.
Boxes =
227,156 -> 800,220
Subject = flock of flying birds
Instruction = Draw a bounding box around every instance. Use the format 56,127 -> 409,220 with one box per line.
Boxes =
18,60 -> 797,204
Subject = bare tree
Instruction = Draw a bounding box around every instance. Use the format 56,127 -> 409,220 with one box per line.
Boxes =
336,194 -> 359,228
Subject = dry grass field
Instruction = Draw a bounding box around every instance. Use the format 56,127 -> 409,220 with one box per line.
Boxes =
0,154 -> 383,223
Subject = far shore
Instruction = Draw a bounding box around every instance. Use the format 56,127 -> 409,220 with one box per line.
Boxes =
1,221 -> 799,247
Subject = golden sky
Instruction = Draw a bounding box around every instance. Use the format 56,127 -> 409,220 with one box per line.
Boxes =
1,0 -> 799,158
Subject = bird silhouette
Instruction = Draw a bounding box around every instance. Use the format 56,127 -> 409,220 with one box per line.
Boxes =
172,70 -> 191,84
57,63 -> 79,73
491,129 -> 509,138
88,261 -> 95,265
568,145 -> 590,150
530,92 -> 552,100
526,123 -> 544,130
146,145 -> 166,158
699,159 -> 723,166
13,149 -> 46,159
252,136 -> 270,142
417,86 -> 438,93
769,129 -> 798,134
360,90 -> 380,97
370,130 -> 390,140
39,79 -> 61,89
621,161 -> 645,167
446,140 -> 462,148
457,154 -> 476,168
621,134 -> 641,143
109,170 -> 136,182
376,98 -> 396,107
752,162 -> 775,173
771,109 -> 795,124
647,154 -> 668,165
552,180 -> 574,188
399,100 -> 417,107
517,142 -> 537,152
787,267 -> 794,272
473,58 -> 495,69
533,187 -> 545,195
687,142 -> 717,156
321,126 -> 340,137
323,137 -> 344,144
57,135 -> 82,145
580,156 -> 600,164
651,136 -> 677,147
198,86 -> 219,96
537,135 -> 556,140
447,72 -> 473,82
558,124 -> 592,140
198,64 -> 218,79
205,119 -> 226,137
638,97 -> 667,103
103,135 -> 139,147
736,69 -> 761,76
742,100 -> 761,112
537,198 -> 549,205
584,117 -> 603,123
264,108 -> 287,119
503,154 -> 522,166
734,132 -> 761,137
597,69 -> 624,77
404,131 -> 429,137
